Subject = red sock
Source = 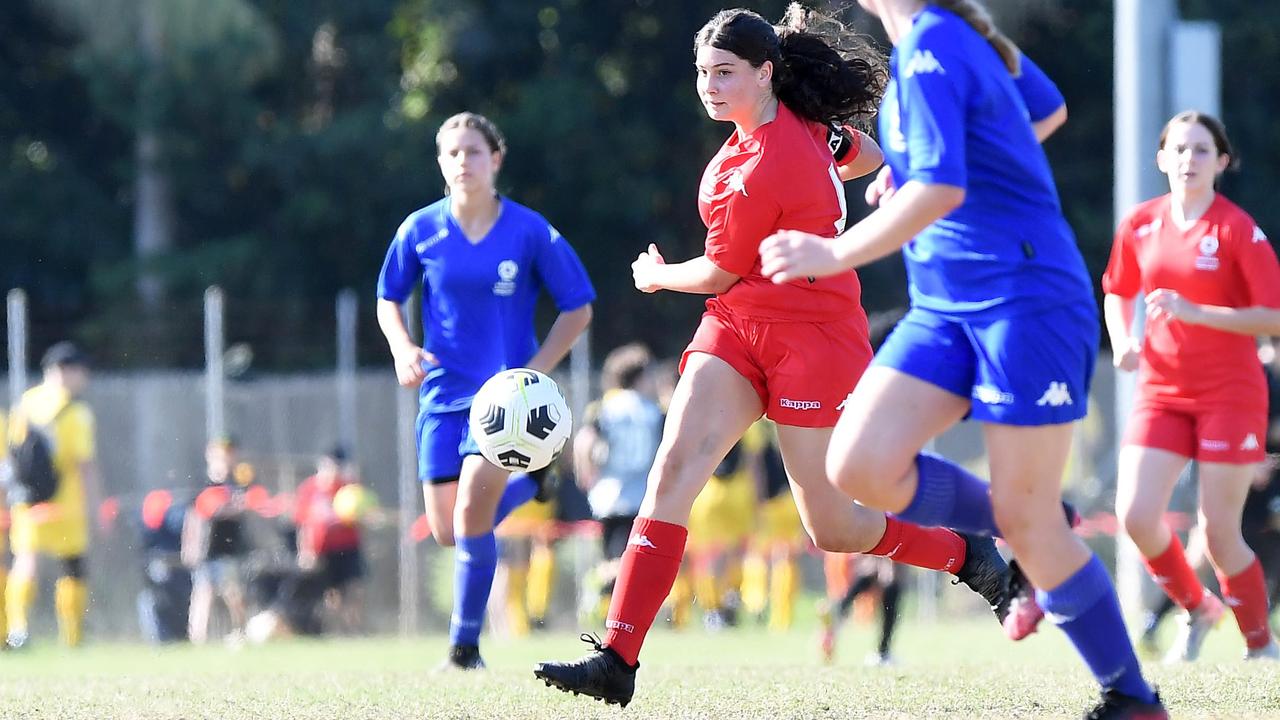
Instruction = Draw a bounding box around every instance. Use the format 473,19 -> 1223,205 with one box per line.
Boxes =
1218,558 -> 1272,650
1143,533 -> 1205,611
603,517 -> 687,665
867,514 -> 966,574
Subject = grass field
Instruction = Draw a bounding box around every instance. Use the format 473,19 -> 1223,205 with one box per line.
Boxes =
2,616 -> 1278,719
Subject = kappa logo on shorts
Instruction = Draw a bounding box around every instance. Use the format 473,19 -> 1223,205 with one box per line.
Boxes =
973,385 -> 1015,406
836,392 -> 856,411
1035,382 -> 1073,407
1200,438 -> 1230,452
1241,433 -> 1260,451
779,398 -> 821,411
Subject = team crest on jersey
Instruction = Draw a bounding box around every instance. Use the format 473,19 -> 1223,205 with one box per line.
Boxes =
1195,235 -> 1220,271
494,260 -> 519,296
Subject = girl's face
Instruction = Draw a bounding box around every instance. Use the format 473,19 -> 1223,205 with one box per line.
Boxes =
437,127 -> 501,195
1156,120 -> 1229,195
695,45 -> 772,126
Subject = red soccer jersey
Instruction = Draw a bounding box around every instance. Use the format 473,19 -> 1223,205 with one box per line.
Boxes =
295,475 -> 361,554
698,103 -> 863,322
1103,194 -> 1280,409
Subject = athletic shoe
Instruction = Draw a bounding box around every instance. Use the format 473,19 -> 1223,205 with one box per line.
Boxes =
953,532 -> 1012,624
1002,559 -> 1045,641
535,633 -> 637,708
864,651 -> 896,667
5,630 -> 29,651
1245,636 -> 1280,660
436,643 -> 486,671
530,466 -> 558,504
1083,689 -> 1168,720
1163,591 -> 1225,664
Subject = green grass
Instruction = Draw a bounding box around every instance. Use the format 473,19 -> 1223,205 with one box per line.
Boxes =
1,617 -> 1278,719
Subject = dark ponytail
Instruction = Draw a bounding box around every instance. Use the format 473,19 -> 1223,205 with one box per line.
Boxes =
694,4 -> 886,127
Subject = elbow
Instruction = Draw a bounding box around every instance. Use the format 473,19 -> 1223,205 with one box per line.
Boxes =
709,275 -> 738,295
937,186 -> 966,214
577,303 -> 594,328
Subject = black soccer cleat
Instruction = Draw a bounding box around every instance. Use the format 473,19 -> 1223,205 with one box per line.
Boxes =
1083,689 -> 1169,720
534,633 -> 637,708
530,465 -> 559,504
438,643 -> 486,671
953,532 -> 1010,622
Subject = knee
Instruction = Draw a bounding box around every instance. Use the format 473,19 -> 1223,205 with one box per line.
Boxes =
825,444 -> 908,510
990,493 -> 1032,543
806,524 -> 849,553
1202,521 -> 1246,563
1118,503 -> 1163,545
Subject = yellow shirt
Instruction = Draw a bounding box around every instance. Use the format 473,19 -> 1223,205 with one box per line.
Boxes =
12,384 -> 95,513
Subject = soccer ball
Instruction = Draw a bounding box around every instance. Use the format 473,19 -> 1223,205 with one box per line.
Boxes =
468,368 -> 572,473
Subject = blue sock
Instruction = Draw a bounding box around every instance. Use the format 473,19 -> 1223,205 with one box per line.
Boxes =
1036,555 -> 1156,703
494,473 -> 536,525
449,532 -> 498,647
895,453 -> 1001,537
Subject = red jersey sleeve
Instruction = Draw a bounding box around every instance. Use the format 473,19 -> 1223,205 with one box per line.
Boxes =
1102,213 -> 1142,297
703,178 -> 780,277
1232,219 -> 1280,308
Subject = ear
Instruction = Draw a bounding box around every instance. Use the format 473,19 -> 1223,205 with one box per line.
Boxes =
1155,147 -> 1171,175
491,151 -> 504,174
758,59 -> 774,87
1214,151 -> 1230,174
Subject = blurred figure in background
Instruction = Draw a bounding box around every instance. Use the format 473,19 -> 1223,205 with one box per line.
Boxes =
494,490 -> 558,636
137,488 -> 195,644
683,422 -> 763,630
183,437 -> 252,644
739,420 -> 804,631
6,342 -> 98,649
573,344 -> 662,624
820,554 -> 905,667
294,446 -> 367,633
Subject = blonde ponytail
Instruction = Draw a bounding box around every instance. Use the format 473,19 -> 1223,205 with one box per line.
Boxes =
932,0 -> 1021,75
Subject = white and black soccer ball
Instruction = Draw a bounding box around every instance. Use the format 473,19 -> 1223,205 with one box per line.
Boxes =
468,368 -> 572,473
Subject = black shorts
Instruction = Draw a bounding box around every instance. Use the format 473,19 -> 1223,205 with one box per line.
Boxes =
600,516 -> 635,561
320,548 -> 365,590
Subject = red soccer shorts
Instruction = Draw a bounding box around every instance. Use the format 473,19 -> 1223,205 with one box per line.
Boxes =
681,300 -> 872,428
1124,401 -> 1267,464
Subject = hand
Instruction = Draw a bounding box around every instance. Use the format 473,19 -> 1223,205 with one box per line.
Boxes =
865,165 -> 897,207
632,243 -> 666,293
1113,337 -> 1140,372
391,343 -> 436,387
1145,288 -> 1202,325
759,230 -> 843,284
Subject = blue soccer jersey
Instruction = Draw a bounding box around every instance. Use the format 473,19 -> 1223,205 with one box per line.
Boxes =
378,197 -> 595,413
878,6 -> 1092,318
1014,56 -> 1065,124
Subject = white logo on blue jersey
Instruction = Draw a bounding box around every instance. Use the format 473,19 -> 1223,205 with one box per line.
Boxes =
494,260 -> 519,296
415,227 -> 449,255
903,49 -> 946,78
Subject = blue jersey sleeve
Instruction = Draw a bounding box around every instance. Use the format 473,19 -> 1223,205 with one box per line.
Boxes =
532,223 -> 596,311
897,30 -> 972,188
1014,56 -> 1065,123
377,218 -> 420,303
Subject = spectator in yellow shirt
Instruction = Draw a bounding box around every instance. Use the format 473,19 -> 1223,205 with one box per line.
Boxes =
6,342 -> 98,648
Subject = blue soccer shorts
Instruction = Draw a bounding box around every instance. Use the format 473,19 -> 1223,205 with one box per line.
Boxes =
871,302 -> 1099,426
416,408 -> 482,484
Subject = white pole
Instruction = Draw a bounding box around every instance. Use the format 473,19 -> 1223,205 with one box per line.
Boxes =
569,328 -> 590,430
336,288 -> 359,454
204,286 -> 226,443
7,289 -> 27,405
397,300 -> 420,636
1113,0 -> 1177,617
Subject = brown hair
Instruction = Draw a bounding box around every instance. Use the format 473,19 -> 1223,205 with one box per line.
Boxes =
694,4 -> 887,126
601,343 -> 652,391
436,112 -> 507,156
1159,110 -> 1238,171
932,0 -> 1021,76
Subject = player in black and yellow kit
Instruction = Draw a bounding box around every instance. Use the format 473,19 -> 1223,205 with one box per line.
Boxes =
740,420 -> 806,631
6,343 -> 98,648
